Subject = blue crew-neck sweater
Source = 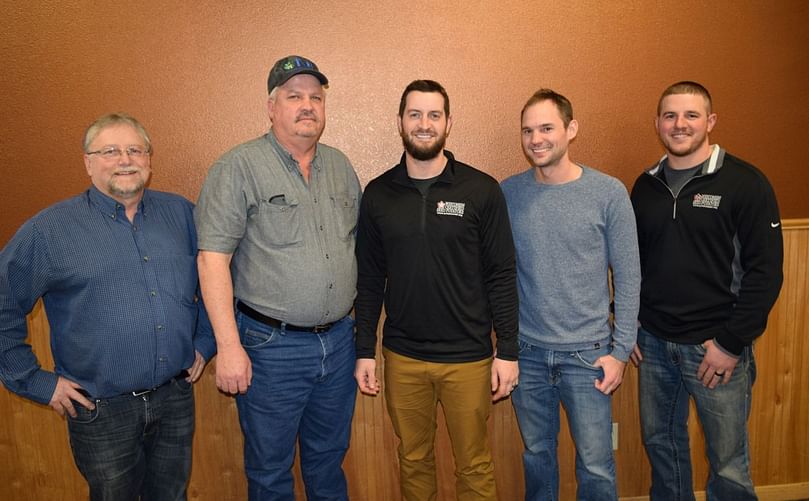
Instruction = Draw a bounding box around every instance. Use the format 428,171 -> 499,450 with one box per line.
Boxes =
501,165 -> 640,361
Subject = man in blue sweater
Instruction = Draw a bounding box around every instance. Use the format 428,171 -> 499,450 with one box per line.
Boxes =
501,89 -> 640,501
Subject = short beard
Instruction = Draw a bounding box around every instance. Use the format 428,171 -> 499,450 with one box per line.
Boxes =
108,178 -> 145,199
400,130 -> 446,161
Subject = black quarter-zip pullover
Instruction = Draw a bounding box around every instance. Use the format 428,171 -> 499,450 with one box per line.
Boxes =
355,151 -> 518,362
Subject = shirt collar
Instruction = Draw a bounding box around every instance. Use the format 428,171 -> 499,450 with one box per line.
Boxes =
87,185 -> 148,220
393,149 -> 457,186
266,129 -> 321,174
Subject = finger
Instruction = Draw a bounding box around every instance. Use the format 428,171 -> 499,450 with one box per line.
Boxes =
62,399 -> 78,418
594,378 -> 610,395
215,375 -> 228,392
50,402 -> 66,417
696,361 -> 709,381
71,392 -> 95,411
631,346 -> 644,364
187,363 -> 202,383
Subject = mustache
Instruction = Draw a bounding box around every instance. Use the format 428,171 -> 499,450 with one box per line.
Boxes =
296,110 -> 318,121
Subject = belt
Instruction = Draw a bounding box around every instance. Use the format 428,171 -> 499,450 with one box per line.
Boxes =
236,300 -> 335,333
76,370 -> 189,400
130,370 -> 189,397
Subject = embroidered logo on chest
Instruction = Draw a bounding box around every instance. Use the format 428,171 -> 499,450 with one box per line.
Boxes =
436,201 -> 465,217
692,193 -> 721,209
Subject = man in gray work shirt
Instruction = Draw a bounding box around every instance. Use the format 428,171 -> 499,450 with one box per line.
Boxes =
195,55 -> 361,501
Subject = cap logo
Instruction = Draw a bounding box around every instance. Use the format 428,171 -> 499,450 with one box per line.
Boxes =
283,61 -> 294,70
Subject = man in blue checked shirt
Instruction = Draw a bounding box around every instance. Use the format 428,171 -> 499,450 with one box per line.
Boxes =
0,113 -> 216,501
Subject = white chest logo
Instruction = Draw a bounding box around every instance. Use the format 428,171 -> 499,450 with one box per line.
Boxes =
692,193 -> 721,210
436,201 -> 465,217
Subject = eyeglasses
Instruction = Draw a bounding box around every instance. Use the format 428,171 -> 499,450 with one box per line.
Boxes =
86,146 -> 150,159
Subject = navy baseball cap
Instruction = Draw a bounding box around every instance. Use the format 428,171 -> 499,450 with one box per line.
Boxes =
267,55 -> 328,94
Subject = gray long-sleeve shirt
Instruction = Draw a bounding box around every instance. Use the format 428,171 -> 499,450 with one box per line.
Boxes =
501,166 -> 640,361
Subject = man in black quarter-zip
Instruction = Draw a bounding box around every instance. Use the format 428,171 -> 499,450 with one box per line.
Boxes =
353,79 -> 519,501
630,81 -> 783,501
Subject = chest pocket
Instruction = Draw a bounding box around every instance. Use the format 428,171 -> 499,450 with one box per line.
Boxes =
330,193 -> 358,241
256,195 -> 303,247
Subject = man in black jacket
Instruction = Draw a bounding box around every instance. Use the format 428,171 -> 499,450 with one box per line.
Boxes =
630,81 -> 783,500
354,80 -> 518,500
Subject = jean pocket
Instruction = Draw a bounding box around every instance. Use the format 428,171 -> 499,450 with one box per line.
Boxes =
573,344 -> 612,369
518,339 -> 534,354
67,402 -> 101,424
240,327 -> 277,349
172,376 -> 193,393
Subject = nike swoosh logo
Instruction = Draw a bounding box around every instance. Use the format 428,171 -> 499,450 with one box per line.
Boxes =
771,222 -> 781,228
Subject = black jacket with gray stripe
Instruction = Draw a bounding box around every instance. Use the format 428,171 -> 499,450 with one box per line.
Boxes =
630,145 -> 783,355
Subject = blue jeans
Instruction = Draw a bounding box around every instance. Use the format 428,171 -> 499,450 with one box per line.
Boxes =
512,340 -> 617,501
67,377 -> 195,501
235,311 -> 357,501
637,327 -> 757,501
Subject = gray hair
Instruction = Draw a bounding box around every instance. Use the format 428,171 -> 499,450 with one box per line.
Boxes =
83,113 -> 152,152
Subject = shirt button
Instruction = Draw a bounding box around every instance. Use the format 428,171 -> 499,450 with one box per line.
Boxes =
157,325 -> 164,331
329,283 -> 333,289
150,291 -> 157,297
325,254 -> 329,259
143,256 -> 150,262
320,225 -> 323,231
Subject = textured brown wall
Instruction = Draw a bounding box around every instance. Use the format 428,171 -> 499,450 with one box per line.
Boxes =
1,0 -> 809,247
2,2 -> 809,499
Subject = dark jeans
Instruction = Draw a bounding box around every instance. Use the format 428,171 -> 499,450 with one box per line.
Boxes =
67,377 -> 195,501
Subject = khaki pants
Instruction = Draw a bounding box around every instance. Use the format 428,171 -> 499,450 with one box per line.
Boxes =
383,349 -> 497,501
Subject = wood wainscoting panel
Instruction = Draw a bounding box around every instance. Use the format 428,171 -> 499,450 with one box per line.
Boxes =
0,220 -> 806,500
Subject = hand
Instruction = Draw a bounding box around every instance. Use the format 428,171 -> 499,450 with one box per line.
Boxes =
185,350 -> 207,383
49,376 -> 94,418
629,344 -> 643,367
593,354 -> 626,395
491,358 -> 519,402
354,358 -> 380,395
697,339 -> 739,389
215,345 -> 252,394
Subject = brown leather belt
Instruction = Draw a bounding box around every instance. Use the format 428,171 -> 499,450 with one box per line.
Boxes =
236,301 -> 335,334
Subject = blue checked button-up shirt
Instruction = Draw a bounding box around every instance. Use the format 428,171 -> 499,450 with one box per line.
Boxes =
0,186 -> 215,403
